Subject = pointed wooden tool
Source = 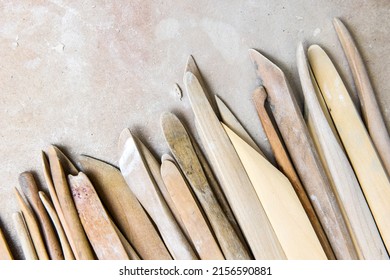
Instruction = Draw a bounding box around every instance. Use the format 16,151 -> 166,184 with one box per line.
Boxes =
249,49 -> 357,259
119,130 -> 196,260
161,160 -> 223,260
19,172 -> 63,260
308,44 -> 390,254
333,18 -> 390,175
161,112 -> 251,259
13,212 -> 38,260
298,43 -> 388,259
78,155 -> 170,260
253,86 -> 335,260
184,71 -> 286,259
0,226 -> 13,260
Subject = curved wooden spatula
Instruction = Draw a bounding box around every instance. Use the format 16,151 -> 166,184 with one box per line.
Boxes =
308,44 -> 390,254
0,226 -> 13,260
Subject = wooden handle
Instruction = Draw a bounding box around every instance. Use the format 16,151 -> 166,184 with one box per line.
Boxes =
13,212 -> 38,260
0,226 -> 13,260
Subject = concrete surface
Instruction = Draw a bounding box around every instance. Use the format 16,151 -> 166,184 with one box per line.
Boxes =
0,0 -> 389,259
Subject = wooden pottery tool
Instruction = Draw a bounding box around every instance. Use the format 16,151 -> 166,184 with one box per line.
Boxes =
19,172 -> 63,260
184,71 -> 286,259
13,212 -> 38,260
0,226 -> 13,260
253,86 -> 335,260
78,155 -> 171,260
111,221 -> 140,260
161,160 -> 224,259
249,49 -> 357,259
333,18 -> 390,175
68,172 -> 129,260
119,129 -> 196,260
308,44 -> 390,253
161,112 -> 251,259
161,153 -> 176,163
297,43 -> 388,259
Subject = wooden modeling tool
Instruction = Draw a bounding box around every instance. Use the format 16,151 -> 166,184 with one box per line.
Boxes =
78,155 -> 170,260
13,212 -> 38,260
249,49 -> 357,259
161,112 -> 251,259
119,130 -> 196,260
308,44 -> 390,253
161,153 -> 176,163
19,172 -> 63,260
0,226 -> 13,260
333,18 -> 390,175
184,71 -> 286,259
68,172 -> 129,260
111,222 -> 140,260
253,86 -> 335,259
297,43 -> 388,259
161,160 -> 224,259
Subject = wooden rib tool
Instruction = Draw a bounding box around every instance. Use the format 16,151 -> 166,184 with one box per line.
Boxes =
249,49 -> 357,259
0,226 -> 13,260
13,212 -> 38,260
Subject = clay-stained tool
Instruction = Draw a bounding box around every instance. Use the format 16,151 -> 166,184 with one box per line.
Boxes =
161,112 -> 251,259
119,130 -> 196,260
39,191 -> 75,260
78,155 -> 170,260
184,71 -> 286,259
68,172 -> 129,260
253,86 -> 335,260
298,43 -> 388,259
308,44 -> 390,253
13,212 -> 38,260
249,49 -> 357,260
333,18 -> 390,175
0,226 -> 13,260
19,172 -> 63,260
14,187 -> 49,260
161,160 -> 224,260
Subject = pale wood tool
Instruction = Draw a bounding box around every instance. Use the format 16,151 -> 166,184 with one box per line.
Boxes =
119,129 -> 196,260
308,44 -> 390,254
161,112 -> 251,260
13,212 -> 38,260
0,226 -> 13,260
46,146 -> 94,259
253,86 -> 335,260
14,187 -> 49,260
19,172 -> 63,260
161,160 -> 224,260
111,222 -> 140,260
161,153 -> 175,163
39,191 -> 75,260
78,155 -> 170,260
68,172 -> 129,260
184,71 -> 286,259
249,49 -> 357,259
333,18 -> 390,176
297,43 -> 388,259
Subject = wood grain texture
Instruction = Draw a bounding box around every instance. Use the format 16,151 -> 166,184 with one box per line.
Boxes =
13,212 -> 38,260
0,226 -> 13,260
308,44 -> 390,254
184,71 -> 286,259
333,18 -> 390,176
249,49 -> 357,260
119,130 -> 196,260
78,155 -> 170,260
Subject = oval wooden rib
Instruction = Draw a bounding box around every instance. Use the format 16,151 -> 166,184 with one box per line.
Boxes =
39,192 -> 75,260
0,226 -> 13,260
118,130 -> 196,260
12,212 -> 38,260
78,155 -> 169,260
333,18 -> 390,176
253,86 -> 335,260
249,49 -> 357,260
308,44 -> 390,253
184,71 -> 286,259
298,43 -> 388,259
161,112 -> 251,260
161,160 -> 224,260
19,172 -> 63,260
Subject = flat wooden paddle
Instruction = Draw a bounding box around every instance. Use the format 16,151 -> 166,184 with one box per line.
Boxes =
13,212 -> 38,260
0,226 -> 13,260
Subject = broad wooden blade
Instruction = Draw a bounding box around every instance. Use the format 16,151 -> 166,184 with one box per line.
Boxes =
13,212 -> 38,260
308,44 -> 390,253
161,112 -> 251,259
0,226 -> 13,260
333,18 -> 390,175
253,86 -> 335,260
298,43 -> 388,259
161,160 -> 224,259
184,71 -> 286,259
119,130 -> 196,260
249,49 -> 357,259
19,172 -> 63,260
78,155 -> 170,260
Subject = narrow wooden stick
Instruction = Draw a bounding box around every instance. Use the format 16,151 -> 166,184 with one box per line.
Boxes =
13,212 -> 38,260
0,226 -> 13,260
